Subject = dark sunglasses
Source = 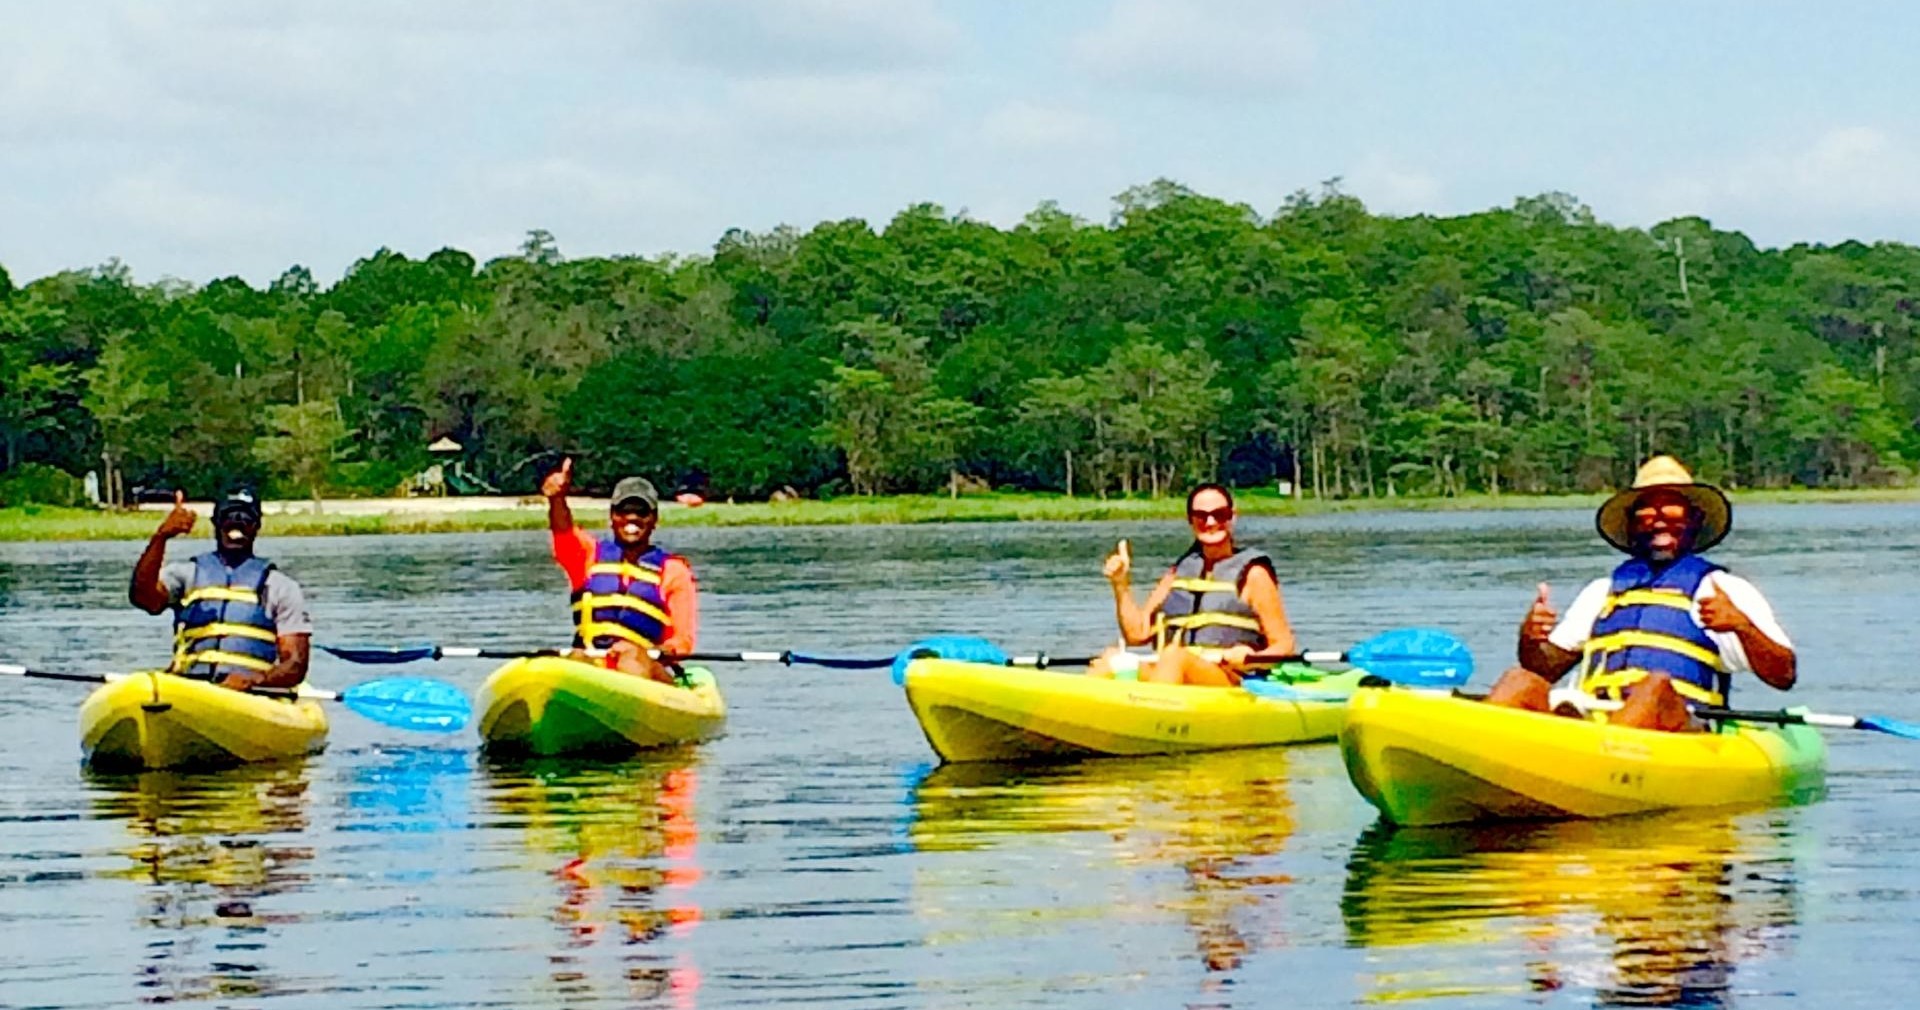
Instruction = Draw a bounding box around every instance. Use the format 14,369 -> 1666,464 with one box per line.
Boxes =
1188,506 -> 1234,526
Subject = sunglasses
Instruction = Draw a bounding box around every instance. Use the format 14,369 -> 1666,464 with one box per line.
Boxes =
1188,506 -> 1234,526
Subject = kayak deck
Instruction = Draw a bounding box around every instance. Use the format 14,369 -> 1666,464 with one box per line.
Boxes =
902,658 -> 1363,763
476,656 -> 726,757
79,672 -> 329,772
1340,687 -> 1827,826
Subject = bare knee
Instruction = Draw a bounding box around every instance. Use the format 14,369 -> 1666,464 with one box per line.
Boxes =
1613,673 -> 1697,732
1484,667 -> 1552,711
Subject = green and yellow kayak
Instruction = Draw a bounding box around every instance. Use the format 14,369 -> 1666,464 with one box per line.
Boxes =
902,658 -> 1363,763
476,656 -> 725,757
1340,686 -> 1827,826
79,671 -> 329,772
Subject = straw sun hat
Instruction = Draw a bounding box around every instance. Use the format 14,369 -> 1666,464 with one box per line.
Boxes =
1594,455 -> 1732,554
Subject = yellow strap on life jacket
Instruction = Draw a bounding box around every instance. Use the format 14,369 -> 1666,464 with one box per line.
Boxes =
1598,588 -> 1694,619
172,648 -> 276,674
177,622 -> 279,644
181,585 -> 263,606
574,593 -> 671,627
1581,667 -> 1726,707
1170,577 -> 1237,595
1584,629 -> 1725,671
1165,612 -> 1263,633
585,561 -> 663,585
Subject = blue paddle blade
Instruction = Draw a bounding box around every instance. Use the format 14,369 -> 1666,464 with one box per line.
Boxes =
322,643 -> 439,665
891,636 -> 1009,686
1859,715 -> 1920,740
1345,627 -> 1474,687
338,677 -> 472,732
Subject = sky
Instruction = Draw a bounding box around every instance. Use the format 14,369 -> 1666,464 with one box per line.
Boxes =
5,0 -> 1920,287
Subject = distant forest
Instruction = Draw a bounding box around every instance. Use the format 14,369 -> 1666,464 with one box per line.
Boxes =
2,181 -> 1915,505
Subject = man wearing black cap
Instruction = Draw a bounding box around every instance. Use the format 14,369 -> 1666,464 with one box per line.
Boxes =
129,488 -> 313,690
542,458 -> 699,683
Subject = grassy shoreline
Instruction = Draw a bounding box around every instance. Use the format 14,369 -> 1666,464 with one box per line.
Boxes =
4,486 -> 1918,542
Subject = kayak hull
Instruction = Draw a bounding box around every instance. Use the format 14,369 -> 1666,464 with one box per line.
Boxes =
902,658 -> 1362,763
1340,687 -> 1827,826
476,656 -> 726,757
79,672 -> 329,772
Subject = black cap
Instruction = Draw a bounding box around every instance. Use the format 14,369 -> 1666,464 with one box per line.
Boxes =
610,476 -> 659,512
214,487 -> 263,523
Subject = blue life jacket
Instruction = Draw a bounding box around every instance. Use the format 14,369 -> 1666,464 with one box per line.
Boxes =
172,553 -> 280,679
1578,554 -> 1729,706
1155,545 -> 1272,650
572,540 -> 675,651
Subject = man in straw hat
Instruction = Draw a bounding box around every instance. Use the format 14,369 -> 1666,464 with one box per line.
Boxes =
1484,455 -> 1796,731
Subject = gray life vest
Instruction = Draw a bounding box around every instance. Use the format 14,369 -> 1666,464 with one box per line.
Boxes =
1155,545 -> 1272,649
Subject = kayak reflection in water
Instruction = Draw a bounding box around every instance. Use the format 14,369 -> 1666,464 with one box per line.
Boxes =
542,458 -> 699,685
1484,456 -> 1797,731
128,488 -> 312,692
1091,483 -> 1296,686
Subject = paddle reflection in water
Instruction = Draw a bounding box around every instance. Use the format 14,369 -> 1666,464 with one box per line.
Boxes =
86,762 -> 316,1003
1342,811 -> 1803,1007
905,749 -> 1301,1006
480,751 -> 705,1008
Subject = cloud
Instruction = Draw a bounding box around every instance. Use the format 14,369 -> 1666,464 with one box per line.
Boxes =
1072,0 -> 1314,97
646,0 -> 963,74
475,158 -> 699,216
980,101 -> 1114,152
726,75 -> 939,144
1345,155 -> 1444,216
1635,126 -> 1920,241
93,170 -> 296,246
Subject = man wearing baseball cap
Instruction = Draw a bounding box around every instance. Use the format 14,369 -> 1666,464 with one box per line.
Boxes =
129,487 -> 313,690
541,458 -> 698,683
1484,455 -> 1796,731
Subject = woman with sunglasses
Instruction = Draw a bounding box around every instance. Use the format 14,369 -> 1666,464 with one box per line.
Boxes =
1094,483 -> 1296,686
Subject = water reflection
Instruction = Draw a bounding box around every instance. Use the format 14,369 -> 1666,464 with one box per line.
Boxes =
1343,813 -> 1802,1007
86,762 -> 316,1003
908,750 -> 1299,1003
480,752 -> 705,1008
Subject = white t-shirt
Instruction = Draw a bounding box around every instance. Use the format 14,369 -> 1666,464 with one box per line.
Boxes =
1548,570 -> 1790,676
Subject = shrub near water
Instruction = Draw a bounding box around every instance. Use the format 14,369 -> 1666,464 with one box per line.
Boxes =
0,463 -> 85,508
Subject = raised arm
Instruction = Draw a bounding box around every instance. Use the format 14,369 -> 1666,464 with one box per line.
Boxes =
1700,577 -> 1797,691
1106,540 -> 1172,646
543,457 -> 575,533
1517,582 -> 1581,681
131,491 -> 195,615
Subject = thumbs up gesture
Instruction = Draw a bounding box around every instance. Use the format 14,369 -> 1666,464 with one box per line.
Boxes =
541,457 -> 573,500
1697,575 -> 1753,633
1520,582 -> 1558,644
156,490 -> 197,539
1103,539 -> 1132,587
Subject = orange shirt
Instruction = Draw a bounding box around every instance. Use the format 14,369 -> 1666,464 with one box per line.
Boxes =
552,527 -> 699,654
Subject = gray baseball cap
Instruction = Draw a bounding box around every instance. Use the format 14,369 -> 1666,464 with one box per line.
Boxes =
610,476 -> 659,512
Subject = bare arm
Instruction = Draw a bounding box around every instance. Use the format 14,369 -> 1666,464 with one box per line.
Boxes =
1518,582 -> 1581,682
1105,540 -> 1173,646
131,491 -> 195,614
1240,564 -> 1296,657
1700,581 -> 1796,691
543,457 -> 574,533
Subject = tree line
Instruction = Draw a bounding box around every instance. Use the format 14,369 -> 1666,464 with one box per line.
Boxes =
2,181 -> 1916,506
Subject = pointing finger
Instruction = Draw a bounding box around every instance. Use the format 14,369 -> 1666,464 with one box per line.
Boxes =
174,490 -> 186,507
1118,539 -> 1130,565
560,457 -> 573,475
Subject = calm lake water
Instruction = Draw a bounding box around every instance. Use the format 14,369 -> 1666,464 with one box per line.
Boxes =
2,504 -> 1918,1008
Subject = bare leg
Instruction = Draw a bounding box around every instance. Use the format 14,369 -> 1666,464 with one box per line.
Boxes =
1144,646 -> 1239,687
606,641 -> 678,685
1484,666 -> 1553,711
1609,673 -> 1699,732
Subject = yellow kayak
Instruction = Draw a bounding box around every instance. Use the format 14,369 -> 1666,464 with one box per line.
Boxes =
79,671 -> 329,772
902,658 -> 1362,762
476,656 -> 725,757
1340,686 -> 1827,826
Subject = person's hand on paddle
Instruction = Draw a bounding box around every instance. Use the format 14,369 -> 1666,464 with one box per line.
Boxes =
1104,539 -> 1132,588
155,490 -> 196,540
216,669 -> 263,692
1698,577 -> 1753,634
541,457 -> 573,499
1218,643 -> 1256,672
1520,583 -> 1557,643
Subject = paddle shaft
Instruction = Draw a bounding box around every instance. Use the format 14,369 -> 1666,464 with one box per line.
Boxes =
1004,650 -> 1345,670
2,662 -> 329,701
